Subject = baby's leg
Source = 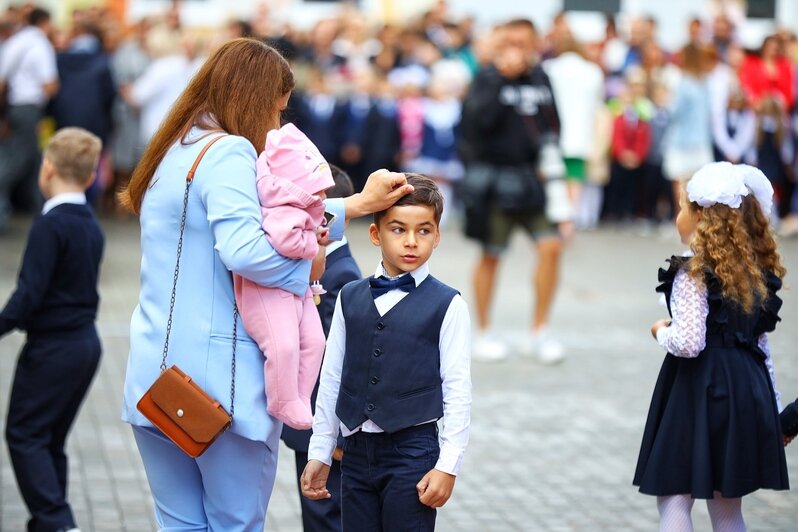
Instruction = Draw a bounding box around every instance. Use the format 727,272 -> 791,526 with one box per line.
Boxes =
706,493 -> 746,532
657,495 -> 695,532
297,289 -> 326,402
244,285 -> 311,429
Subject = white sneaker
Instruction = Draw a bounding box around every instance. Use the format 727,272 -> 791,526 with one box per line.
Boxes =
472,332 -> 509,362
520,329 -> 565,365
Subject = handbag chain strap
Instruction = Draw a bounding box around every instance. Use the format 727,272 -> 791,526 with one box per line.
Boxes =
160,133 -> 237,418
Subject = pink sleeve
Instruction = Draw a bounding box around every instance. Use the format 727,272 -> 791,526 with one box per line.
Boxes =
263,205 -> 319,260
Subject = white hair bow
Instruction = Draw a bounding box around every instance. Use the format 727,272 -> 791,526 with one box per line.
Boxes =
686,162 -> 749,209
734,164 -> 774,216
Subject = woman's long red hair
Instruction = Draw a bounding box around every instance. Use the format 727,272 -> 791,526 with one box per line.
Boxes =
119,38 -> 295,214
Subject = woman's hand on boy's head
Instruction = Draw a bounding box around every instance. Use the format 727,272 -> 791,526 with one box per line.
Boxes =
344,169 -> 414,220
300,459 -> 332,500
417,469 -> 456,508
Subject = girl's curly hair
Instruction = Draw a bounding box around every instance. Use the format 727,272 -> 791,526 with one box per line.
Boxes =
687,194 -> 785,313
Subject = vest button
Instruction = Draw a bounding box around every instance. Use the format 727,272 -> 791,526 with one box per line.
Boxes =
376,322 -> 385,330
374,348 -> 382,357
371,377 -> 379,384
367,403 -> 375,411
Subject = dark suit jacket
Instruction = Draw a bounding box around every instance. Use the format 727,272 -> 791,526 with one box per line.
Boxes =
281,243 -> 361,452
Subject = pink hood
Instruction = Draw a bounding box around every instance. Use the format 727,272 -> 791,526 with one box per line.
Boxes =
258,122 -> 334,196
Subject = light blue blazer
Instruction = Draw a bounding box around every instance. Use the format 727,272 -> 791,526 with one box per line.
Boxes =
121,129 -> 345,444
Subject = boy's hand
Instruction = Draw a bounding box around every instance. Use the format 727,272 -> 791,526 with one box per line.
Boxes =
416,469 -> 456,508
332,447 -> 344,461
785,435 -> 795,446
650,319 -> 671,339
300,459 -> 331,500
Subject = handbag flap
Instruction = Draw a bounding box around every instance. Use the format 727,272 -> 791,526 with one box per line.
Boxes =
149,366 -> 230,443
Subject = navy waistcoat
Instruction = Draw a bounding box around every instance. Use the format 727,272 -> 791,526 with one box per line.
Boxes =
335,275 -> 458,433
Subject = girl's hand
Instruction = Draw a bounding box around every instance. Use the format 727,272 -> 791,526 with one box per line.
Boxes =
650,319 -> 671,339
785,435 -> 795,447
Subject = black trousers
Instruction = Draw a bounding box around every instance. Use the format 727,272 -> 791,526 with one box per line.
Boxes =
5,326 -> 101,532
341,423 -> 439,532
293,450 -> 343,531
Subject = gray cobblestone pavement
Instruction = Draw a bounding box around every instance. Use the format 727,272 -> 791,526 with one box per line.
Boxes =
2,215 -> 798,531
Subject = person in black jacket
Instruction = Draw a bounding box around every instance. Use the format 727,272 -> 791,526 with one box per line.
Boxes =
48,22 -> 116,208
459,19 -> 568,364
1,127 -> 104,532
281,165 -> 361,531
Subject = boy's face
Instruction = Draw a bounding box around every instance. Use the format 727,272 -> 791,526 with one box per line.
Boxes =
369,204 -> 440,277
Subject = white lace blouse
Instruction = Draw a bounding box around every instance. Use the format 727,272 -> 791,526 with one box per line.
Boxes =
655,269 -> 782,409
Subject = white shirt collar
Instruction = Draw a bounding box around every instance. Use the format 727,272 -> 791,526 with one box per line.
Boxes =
42,192 -> 87,215
373,261 -> 429,285
326,235 -> 348,256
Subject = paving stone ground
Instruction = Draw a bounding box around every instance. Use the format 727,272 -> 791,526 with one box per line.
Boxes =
2,215 -> 798,531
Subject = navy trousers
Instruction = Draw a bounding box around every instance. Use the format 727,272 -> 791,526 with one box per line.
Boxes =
293,450 -> 343,531
341,423 -> 439,532
5,326 -> 101,532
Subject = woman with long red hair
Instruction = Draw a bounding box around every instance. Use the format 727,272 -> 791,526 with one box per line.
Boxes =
119,38 -> 410,530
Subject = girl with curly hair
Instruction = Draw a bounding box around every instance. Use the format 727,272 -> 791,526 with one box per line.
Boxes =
633,162 -> 789,531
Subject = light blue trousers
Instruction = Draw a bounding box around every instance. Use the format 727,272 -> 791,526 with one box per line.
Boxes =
132,426 -> 278,531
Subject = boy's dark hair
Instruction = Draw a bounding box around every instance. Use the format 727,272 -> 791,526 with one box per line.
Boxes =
328,164 -> 355,199
27,8 -> 50,27
373,173 -> 444,226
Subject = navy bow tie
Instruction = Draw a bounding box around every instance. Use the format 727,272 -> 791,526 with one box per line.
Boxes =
368,274 -> 416,298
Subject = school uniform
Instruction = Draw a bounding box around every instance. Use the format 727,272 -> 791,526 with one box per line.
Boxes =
309,263 -> 471,531
1,194 -> 104,532
634,256 -> 788,498
281,239 -> 361,532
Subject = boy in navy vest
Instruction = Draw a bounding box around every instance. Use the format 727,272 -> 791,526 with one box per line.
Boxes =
281,165 -> 361,531
1,127 -> 104,532
301,173 -> 471,531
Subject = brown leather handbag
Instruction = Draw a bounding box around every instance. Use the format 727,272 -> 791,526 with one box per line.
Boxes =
137,134 -> 236,458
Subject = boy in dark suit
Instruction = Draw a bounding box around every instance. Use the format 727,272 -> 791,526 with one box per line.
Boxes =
302,174 -> 472,531
1,127 -> 105,532
281,165 -> 361,531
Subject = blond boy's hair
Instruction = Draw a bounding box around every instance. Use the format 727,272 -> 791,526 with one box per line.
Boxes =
44,127 -> 102,186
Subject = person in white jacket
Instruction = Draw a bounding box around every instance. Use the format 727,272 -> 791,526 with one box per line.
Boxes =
544,37 -> 605,217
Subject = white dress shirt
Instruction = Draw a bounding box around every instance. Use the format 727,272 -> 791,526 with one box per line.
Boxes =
0,26 -> 57,106
41,192 -> 87,214
309,261 -> 472,475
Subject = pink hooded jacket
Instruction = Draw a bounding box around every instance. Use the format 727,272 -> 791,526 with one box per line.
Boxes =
256,123 -> 335,260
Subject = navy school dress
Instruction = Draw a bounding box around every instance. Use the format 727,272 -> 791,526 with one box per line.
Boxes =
633,256 -> 789,498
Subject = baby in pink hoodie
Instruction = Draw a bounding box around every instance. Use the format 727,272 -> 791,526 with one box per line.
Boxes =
233,123 -> 335,429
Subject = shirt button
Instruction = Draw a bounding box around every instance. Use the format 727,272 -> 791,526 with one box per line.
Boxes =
371,377 -> 379,384
376,322 -> 385,330
374,348 -> 382,357
367,403 -> 375,411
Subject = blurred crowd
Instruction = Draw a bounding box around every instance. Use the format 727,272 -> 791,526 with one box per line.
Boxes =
3,1 -> 798,235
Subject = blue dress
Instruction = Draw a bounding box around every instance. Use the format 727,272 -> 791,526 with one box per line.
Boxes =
633,256 -> 789,498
